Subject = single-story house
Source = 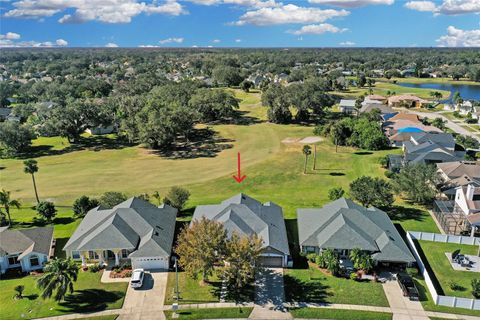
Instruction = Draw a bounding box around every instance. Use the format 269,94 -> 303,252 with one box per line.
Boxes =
388,95 -> 427,108
192,193 -> 291,267
339,99 -> 356,114
359,103 -> 393,114
64,197 -> 177,270
0,226 -> 54,274
297,198 -> 415,268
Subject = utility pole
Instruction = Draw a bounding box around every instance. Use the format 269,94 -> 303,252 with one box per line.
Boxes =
313,144 -> 317,170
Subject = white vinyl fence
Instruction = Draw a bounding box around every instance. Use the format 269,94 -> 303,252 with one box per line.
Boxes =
406,231 -> 480,311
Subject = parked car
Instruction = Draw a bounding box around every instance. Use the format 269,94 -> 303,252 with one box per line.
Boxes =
130,268 -> 145,289
397,272 -> 419,301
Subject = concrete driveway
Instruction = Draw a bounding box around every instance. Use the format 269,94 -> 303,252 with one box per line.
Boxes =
382,277 -> 428,320
250,268 -> 292,320
118,271 -> 168,320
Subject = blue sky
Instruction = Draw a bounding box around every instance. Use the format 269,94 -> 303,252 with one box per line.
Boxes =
0,0 -> 479,48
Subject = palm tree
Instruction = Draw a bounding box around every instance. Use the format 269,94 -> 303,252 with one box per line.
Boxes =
14,285 -> 25,299
0,189 -> 21,226
23,159 -> 40,204
349,248 -> 362,269
37,258 -> 79,301
302,145 -> 311,174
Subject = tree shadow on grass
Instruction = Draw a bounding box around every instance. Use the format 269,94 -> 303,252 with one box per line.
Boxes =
229,110 -> 263,126
283,274 -> 331,303
152,128 -> 234,160
387,205 -> 428,222
16,136 -> 134,159
58,289 -> 124,313
354,151 -> 373,155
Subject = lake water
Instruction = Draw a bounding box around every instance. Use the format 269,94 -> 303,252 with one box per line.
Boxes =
396,82 -> 480,101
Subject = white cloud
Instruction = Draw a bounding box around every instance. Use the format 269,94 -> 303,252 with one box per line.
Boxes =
339,40 -> 355,46
56,38 -> 68,46
0,38 -> 69,48
436,26 -> 480,47
288,23 -> 347,35
212,39 -> 221,43
184,0 -> 278,8
234,4 -> 349,26
405,0 -> 480,15
235,39 -> 242,42
158,37 -> 184,44
105,42 -> 119,47
308,0 -> 393,8
139,44 -> 160,47
404,1 -> 437,11
4,0 -> 186,23
0,32 -> 21,40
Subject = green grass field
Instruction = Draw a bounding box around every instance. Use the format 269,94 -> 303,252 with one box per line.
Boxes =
164,272 -> 222,305
289,308 -> 392,320
0,270 -> 127,320
416,240 -> 479,299
284,265 -> 389,307
164,307 -> 253,319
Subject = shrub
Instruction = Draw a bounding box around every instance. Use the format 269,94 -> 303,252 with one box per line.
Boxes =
306,253 -> 317,263
449,281 -> 463,291
14,285 -> 24,299
472,279 -> 480,298
36,201 -> 57,222
328,187 -> 345,201
124,270 -> 132,277
99,191 -> 127,208
406,267 -> 418,278
384,170 -> 395,179
379,155 -> 389,168
350,272 -> 358,281
163,186 -> 190,210
89,264 -> 102,273
73,195 -> 99,217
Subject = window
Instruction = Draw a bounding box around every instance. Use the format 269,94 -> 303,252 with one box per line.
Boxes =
121,249 -> 129,258
8,256 -> 19,265
30,255 -> 40,267
88,251 -> 99,259
72,251 -> 80,259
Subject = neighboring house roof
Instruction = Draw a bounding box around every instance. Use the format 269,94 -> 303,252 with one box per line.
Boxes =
403,133 -> 458,164
381,112 -> 399,122
339,99 -> 356,108
0,226 -> 53,259
437,161 -> 480,181
0,107 -> 11,118
297,198 -> 415,264
359,104 -> 393,114
388,94 -> 427,104
366,94 -> 387,101
193,193 -> 290,256
388,113 -> 419,122
64,197 -> 177,258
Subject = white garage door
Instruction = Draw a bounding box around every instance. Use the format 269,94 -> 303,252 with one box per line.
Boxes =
131,257 -> 169,270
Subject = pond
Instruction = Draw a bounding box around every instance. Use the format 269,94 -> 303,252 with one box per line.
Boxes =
396,81 -> 480,102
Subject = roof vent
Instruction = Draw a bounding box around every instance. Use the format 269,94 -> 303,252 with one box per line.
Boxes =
156,225 -> 163,230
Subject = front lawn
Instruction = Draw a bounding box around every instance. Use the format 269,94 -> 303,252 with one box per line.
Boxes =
289,308 -> 392,320
164,272 -> 222,305
416,240 -> 479,298
0,270 -> 127,320
164,307 -> 253,319
284,266 -> 389,307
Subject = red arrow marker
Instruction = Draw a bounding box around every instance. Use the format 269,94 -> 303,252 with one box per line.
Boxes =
232,152 -> 247,183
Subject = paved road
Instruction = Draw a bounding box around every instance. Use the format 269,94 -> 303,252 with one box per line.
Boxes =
406,110 -> 480,142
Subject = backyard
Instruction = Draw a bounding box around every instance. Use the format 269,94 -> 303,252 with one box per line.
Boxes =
0,270 -> 127,320
415,240 -> 479,299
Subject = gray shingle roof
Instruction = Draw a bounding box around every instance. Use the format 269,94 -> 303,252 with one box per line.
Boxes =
0,226 -> 53,258
297,198 -> 415,264
192,193 -> 290,256
63,198 -> 177,258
